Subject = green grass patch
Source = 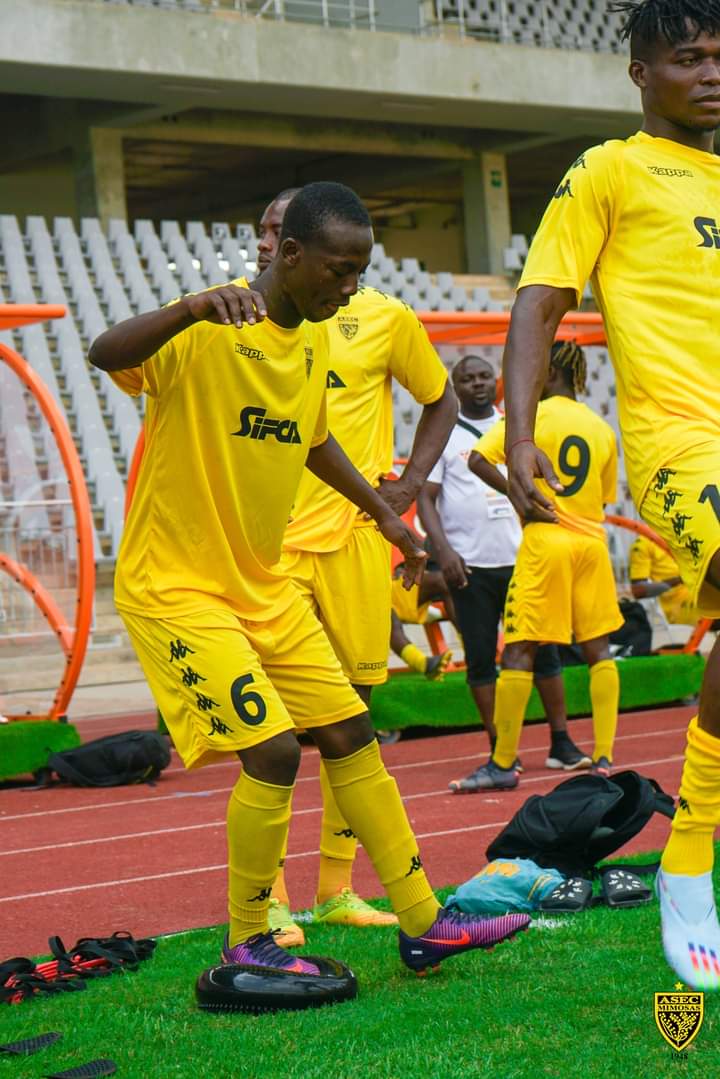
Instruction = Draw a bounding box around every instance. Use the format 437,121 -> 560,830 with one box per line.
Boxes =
3,857 -> 719,1078
371,652 -> 705,731
0,721 -> 80,781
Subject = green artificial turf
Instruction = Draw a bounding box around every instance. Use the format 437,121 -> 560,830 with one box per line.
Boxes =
2,857 -> 718,1079
370,652 -> 705,731
0,721 -> 81,781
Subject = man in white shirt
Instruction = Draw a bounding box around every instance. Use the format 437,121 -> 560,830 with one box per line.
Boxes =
416,355 -> 590,790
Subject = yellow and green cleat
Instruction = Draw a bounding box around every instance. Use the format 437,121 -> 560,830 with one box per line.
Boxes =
313,888 -> 398,927
267,898 -> 306,948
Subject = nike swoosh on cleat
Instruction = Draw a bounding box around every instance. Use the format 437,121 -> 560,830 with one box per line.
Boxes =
419,931 -> 471,947
287,961 -> 312,974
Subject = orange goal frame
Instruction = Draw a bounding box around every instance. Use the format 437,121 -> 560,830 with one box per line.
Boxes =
0,304 -> 95,721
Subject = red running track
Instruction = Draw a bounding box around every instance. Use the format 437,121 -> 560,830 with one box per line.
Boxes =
0,705 -> 693,958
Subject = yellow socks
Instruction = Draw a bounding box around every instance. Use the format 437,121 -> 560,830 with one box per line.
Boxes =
493,670 -> 533,769
227,770 -> 293,946
322,741 -> 440,936
270,835 -> 290,906
400,643 -> 427,674
317,760 -> 357,903
662,717 -> 720,876
589,658 -> 619,762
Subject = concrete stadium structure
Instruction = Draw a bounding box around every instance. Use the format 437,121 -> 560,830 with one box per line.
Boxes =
1,0 -> 642,273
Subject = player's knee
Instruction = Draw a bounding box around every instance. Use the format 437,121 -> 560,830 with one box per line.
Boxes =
312,712 -> 375,759
238,731 -> 301,786
501,641 -> 535,670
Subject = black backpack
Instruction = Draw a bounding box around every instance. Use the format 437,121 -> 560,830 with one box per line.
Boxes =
486,770 -> 675,878
47,731 -> 171,788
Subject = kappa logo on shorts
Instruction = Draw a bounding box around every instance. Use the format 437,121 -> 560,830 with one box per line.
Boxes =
357,660 -> 387,671
233,406 -> 301,444
647,166 -> 693,178
654,468 -> 677,491
672,513 -> 692,538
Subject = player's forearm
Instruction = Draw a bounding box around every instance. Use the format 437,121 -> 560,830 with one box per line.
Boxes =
306,434 -> 395,524
631,578 -> 681,599
503,285 -> 574,447
468,452 -> 507,495
416,486 -> 450,553
399,382 -> 457,497
89,301 -> 195,372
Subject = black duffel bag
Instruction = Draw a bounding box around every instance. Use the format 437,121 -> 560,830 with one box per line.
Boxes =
47,730 -> 171,788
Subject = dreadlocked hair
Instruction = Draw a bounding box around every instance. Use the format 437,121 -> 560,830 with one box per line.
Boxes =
550,340 -> 587,395
608,0 -> 720,52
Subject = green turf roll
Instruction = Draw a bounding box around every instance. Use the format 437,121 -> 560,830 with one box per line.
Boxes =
0,720 -> 82,781
370,652 -> 705,732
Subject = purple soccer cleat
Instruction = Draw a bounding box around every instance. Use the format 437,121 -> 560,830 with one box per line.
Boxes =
399,908 -> 531,974
222,932 -> 320,976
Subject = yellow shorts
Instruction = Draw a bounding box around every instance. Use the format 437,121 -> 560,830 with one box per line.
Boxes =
121,594 -> 364,769
503,523 -> 623,645
661,585 -> 701,626
279,524 -> 392,686
641,444 -> 720,617
391,578 -> 431,625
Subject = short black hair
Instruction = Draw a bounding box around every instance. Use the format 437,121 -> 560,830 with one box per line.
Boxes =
452,354 -> 495,381
273,187 -> 301,205
609,0 -> 720,57
280,182 -> 371,246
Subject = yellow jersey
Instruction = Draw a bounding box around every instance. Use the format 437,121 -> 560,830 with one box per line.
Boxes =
475,395 -> 617,538
282,286 -> 447,553
629,535 -> 687,622
520,131 -> 720,507
110,284 -> 329,621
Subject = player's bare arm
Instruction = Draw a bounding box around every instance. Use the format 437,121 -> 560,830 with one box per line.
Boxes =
467,452 -> 508,496
416,480 -> 468,589
503,284 -> 573,521
88,285 -> 268,372
377,381 -> 458,515
307,434 -> 427,587
631,576 -> 683,599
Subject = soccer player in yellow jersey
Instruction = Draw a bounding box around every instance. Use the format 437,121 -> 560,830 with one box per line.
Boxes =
629,535 -> 698,625
90,183 -> 528,991
255,188 -> 456,942
500,0 -> 720,989
466,341 -> 623,789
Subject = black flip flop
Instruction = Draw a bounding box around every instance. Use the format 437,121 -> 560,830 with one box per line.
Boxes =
538,877 -> 593,913
600,868 -> 653,908
0,1032 -> 62,1056
44,1061 -> 117,1079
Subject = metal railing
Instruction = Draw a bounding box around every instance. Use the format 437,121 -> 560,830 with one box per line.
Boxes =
91,0 -> 625,52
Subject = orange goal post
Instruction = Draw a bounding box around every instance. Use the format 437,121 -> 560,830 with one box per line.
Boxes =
0,304 -> 95,721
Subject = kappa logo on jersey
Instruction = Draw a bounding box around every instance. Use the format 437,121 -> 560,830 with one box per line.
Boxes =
233,406 -> 301,444
553,178 -> 573,200
234,343 -> 266,361
338,315 -> 359,340
694,217 -> 720,249
648,166 -> 693,178
305,346 -> 314,380
327,370 -> 347,389
570,153 -> 587,170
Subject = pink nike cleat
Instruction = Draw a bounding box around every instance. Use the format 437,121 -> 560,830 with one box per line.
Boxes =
399,908 -> 531,974
222,932 -> 319,975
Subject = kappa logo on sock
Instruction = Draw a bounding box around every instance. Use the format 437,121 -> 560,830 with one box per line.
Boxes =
405,855 -> 423,877
333,828 -> 357,839
678,796 -> 693,814
247,886 -> 273,902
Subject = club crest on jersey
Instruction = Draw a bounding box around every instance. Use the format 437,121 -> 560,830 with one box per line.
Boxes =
233,406 -> 301,444
338,316 -> 359,340
654,989 -> 704,1051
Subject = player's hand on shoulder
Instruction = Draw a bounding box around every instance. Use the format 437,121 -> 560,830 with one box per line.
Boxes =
183,285 -> 267,329
377,516 -> 427,588
507,442 -> 562,524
